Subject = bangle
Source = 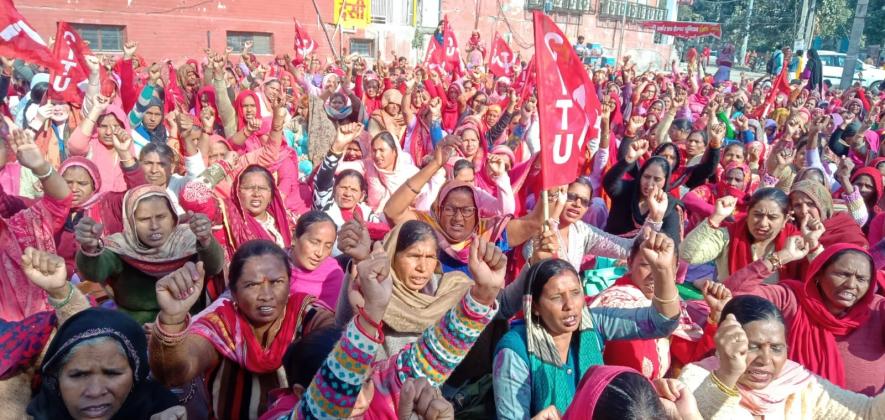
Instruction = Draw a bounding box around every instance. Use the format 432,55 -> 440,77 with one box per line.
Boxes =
354,312 -> 384,344
357,306 -> 383,330
707,218 -> 721,229
767,252 -> 783,271
34,165 -> 53,180
710,372 -> 740,397
652,293 -> 679,305
79,239 -> 105,257
48,282 -> 75,309
154,314 -> 191,347
405,182 -> 421,194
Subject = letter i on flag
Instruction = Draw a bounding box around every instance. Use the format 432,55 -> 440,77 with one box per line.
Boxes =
533,11 -> 601,190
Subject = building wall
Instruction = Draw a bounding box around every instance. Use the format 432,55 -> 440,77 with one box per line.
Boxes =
15,0 -> 673,68
16,0 -> 336,60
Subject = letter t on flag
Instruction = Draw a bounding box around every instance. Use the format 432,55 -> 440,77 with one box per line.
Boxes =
533,11 -> 601,190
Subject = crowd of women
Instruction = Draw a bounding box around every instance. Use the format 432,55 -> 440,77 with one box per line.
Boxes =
0,31 -> 883,420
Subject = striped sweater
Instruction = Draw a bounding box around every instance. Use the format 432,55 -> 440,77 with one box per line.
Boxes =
284,291 -> 497,420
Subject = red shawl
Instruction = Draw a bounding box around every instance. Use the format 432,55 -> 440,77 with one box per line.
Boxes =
562,366 -> 641,420
821,212 -> 869,248
226,165 -> 292,249
191,293 -> 315,373
726,216 -> 800,278
783,244 -> 876,388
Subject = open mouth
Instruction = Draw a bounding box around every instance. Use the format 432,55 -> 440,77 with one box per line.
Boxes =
148,233 -> 164,242
745,368 -> 772,383
257,305 -> 275,316
562,315 -> 578,328
80,404 -> 113,418
835,290 -> 857,303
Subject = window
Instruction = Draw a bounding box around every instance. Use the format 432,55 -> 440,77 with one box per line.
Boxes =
371,0 -> 413,25
71,24 -> 124,52
227,32 -> 273,54
350,39 -> 375,57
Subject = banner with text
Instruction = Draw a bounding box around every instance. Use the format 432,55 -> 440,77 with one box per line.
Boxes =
640,21 -> 721,39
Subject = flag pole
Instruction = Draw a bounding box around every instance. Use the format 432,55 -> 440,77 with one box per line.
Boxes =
542,190 -> 549,232
308,0 -> 341,62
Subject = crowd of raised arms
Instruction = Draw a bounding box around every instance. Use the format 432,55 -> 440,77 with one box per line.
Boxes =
0,26 -> 884,420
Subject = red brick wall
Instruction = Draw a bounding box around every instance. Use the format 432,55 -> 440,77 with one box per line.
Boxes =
15,0 -> 671,67
15,0 -> 337,61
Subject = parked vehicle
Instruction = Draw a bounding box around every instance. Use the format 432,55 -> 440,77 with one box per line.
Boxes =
817,50 -> 885,90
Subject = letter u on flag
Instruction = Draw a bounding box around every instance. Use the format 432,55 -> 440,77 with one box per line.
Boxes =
48,22 -> 92,103
533,11 -> 601,190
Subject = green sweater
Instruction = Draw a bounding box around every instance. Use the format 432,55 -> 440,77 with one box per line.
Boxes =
76,239 -> 225,324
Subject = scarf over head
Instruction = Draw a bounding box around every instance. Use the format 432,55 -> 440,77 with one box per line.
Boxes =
782,244 -> 877,388
561,366 -> 645,420
380,222 -> 473,333
323,92 -> 353,121
104,185 -> 198,277
370,89 -> 406,140
725,212 -> 800,278
790,179 -> 868,247
191,292 -> 319,374
850,166 -> 884,207
416,181 -> 509,264
693,356 -> 813,416
227,165 -> 292,248
59,157 -> 105,211
27,308 -> 178,420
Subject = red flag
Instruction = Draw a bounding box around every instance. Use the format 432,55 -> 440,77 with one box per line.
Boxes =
533,11 -> 601,190
424,34 -> 446,73
488,32 -> 517,79
48,22 -> 93,102
441,18 -> 462,77
753,61 -> 791,119
518,55 -> 536,104
164,61 -> 187,113
0,0 -> 61,71
294,20 -> 316,63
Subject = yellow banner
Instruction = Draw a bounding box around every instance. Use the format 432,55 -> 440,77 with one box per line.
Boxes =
334,0 -> 371,28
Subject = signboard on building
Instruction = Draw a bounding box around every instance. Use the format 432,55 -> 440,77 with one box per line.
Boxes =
334,0 -> 371,28
640,21 -> 721,39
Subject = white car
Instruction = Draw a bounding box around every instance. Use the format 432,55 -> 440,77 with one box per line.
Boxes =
817,50 -> 885,90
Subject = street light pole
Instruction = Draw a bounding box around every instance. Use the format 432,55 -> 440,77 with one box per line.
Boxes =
840,0 -> 868,89
738,0 -> 754,69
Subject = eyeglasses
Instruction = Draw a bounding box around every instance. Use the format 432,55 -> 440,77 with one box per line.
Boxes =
566,193 -> 591,207
441,206 -> 476,218
239,185 -> 271,194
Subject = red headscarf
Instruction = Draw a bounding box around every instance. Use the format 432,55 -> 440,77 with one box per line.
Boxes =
726,215 -> 800,278
850,166 -> 884,210
233,89 -> 262,131
227,165 -> 292,248
195,86 -> 222,129
783,244 -> 877,387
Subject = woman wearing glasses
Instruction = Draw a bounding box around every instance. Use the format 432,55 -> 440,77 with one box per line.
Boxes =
384,140 -> 545,274
525,178 -> 667,271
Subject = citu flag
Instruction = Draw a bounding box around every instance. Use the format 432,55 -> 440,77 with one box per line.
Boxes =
532,11 -> 601,190
294,20 -> 316,64
488,31 -> 517,79
48,22 -> 93,103
754,58 -> 792,119
424,17 -> 462,77
0,0 -> 61,71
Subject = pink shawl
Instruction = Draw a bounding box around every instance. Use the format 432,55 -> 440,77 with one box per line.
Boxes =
562,365 -> 639,419
289,257 -> 344,309
693,356 -> 813,416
